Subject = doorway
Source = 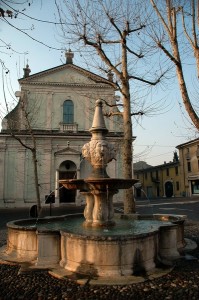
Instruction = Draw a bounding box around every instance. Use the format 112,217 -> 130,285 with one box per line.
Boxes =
165,181 -> 173,198
59,160 -> 77,203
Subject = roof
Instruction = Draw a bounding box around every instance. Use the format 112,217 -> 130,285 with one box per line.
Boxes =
176,137 -> 199,149
134,160 -> 179,173
133,161 -> 152,170
18,62 -> 117,89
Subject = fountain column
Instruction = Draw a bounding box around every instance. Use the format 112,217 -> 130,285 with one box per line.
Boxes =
81,191 -> 94,226
90,187 -> 117,227
82,99 -> 117,227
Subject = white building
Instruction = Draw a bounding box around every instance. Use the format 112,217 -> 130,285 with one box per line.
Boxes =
0,51 -> 125,208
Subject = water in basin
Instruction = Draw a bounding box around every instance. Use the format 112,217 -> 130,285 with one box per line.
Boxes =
20,216 -> 172,236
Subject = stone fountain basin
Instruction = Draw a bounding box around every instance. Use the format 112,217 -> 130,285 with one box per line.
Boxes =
85,178 -> 138,190
1,213 -> 186,278
59,178 -> 138,191
59,179 -> 87,190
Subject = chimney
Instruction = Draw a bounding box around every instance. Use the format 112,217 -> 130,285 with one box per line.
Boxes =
65,49 -> 74,64
23,63 -> 31,78
107,71 -> 113,82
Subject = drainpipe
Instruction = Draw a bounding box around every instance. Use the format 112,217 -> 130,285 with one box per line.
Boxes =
54,170 -> 59,207
181,148 -> 186,197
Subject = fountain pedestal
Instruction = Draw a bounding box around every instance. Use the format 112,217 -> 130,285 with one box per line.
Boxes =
81,191 -> 94,226
89,188 -> 116,227
60,178 -> 136,227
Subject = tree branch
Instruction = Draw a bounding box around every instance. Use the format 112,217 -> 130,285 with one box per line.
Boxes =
150,0 -> 171,37
157,41 -> 179,65
128,70 -> 166,85
3,18 -> 63,51
131,111 -> 144,116
97,35 -> 121,44
81,31 -> 123,80
8,129 -> 34,151
127,24 -> 146,34
104,111 -> 123,117
100,98 -> 121,107
181,6 -> 195,48
126,45 -> 144,58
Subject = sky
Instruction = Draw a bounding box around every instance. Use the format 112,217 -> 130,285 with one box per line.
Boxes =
0,0 -> 198,167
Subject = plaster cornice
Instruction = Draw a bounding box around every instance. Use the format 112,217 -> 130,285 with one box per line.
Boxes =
19,81 -> 113,88
176,137 -> 199,149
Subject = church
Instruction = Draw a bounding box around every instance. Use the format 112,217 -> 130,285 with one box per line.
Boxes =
0,51 -> 125,208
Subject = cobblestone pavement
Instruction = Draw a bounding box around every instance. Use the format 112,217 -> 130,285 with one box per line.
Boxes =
0,210 -> 199,299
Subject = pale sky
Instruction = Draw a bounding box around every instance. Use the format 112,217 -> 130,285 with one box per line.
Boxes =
0,0 -> 198,166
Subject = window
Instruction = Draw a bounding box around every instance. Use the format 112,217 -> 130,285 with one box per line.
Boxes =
145,172 -> 147,180
156,170 -> 158,179
191,180 -> 199,194
196,145 -> 199,157
186,148 -> 190,160
175,166 -> 178,175
187,161 -> 191,172
176,181 -> 179,191
63,100 -> 74,124
166,168 -> 169,176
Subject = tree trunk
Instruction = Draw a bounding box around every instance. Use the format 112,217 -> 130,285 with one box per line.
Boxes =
120,32 -> 136,214
151,0 -> 199,131
194,48 -> 199,79
171,39 -> 199,130
175,63 -> 199,130
122,84 -> 135,213
32,149 -> 41,214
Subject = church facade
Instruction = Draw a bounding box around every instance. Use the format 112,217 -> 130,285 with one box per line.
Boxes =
0,51 -> 125,208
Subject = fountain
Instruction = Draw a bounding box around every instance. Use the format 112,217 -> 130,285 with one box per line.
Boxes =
60,99 -> 137,229
0,100 -> 189,283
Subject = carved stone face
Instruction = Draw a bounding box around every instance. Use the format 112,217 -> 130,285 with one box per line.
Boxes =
82,139 -> 116,168
95,141 -> 108,159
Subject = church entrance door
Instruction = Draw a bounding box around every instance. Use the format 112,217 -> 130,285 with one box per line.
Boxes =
59,171 -> 76,203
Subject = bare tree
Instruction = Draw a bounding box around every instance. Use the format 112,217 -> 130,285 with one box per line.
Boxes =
150,0 -> 199,131
0,0 -> 63,52
1,64 -> 42,213
0,1 -> 64,214
55,0 -> 166,213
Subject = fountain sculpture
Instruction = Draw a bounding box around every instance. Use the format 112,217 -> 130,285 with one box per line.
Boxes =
0,99 -> 188,283
60,99 -> 136,229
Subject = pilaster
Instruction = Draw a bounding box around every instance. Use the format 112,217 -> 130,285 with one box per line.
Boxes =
0,143 -> 6,202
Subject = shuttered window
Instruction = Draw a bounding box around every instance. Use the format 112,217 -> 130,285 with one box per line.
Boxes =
63,100 -> 74,124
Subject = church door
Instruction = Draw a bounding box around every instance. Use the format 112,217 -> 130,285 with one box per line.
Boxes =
59,171 -> 76,203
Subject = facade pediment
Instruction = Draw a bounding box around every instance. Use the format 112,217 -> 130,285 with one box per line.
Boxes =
19,64 -> 115,88
54,146 -> 81,156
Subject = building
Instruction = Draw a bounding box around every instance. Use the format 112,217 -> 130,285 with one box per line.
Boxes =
176,138 -> 199,197
0,51 -> 126,208
134,152 -> 181,198
135,138 -> 199,199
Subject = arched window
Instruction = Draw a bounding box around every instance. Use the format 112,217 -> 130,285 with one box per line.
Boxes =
63,100 -> 74,124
